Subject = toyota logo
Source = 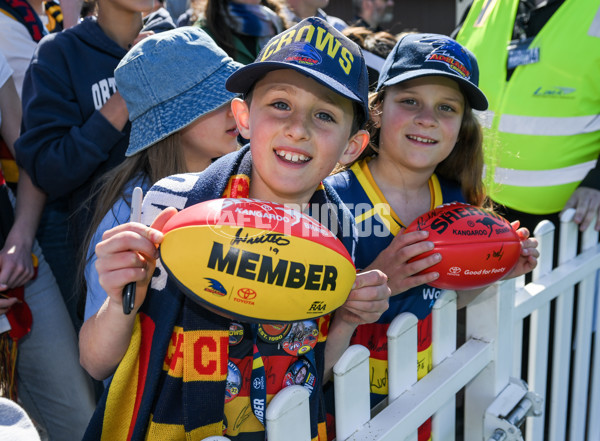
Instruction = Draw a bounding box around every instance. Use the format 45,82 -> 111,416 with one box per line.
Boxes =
237,288 -> 257,300
449,267 -> 462,274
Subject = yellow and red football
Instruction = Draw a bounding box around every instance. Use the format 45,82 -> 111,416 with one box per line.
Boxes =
159,198 -> 356,323
404,202 -> 521,290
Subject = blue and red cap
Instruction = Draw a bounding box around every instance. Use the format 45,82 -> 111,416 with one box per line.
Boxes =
377,33 -> 488,111
226,16 -> 369,124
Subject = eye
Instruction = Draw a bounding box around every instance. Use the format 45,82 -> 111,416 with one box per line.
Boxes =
316,111 -> 335,123
399,98 -> 417,106
439,104 -> 457,113
272,101 -> 290,111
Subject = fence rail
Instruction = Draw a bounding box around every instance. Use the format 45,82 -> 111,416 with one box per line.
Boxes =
204,209 -> 600,441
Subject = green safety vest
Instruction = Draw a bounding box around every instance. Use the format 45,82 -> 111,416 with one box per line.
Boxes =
457,0 -> 600,214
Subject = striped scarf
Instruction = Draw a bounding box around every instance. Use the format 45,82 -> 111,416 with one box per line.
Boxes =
84,146 -> 356,441
0,0 -> 63,42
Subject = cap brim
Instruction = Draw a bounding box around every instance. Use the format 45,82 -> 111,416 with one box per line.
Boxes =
226,61 -> 368,120
127,61 -> 241,156
380,69 -> 488,111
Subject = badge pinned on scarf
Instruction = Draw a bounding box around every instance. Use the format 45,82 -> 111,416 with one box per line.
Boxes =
257,323 -> 291,344
225,361 -> 242,402
283,358 -> 318,396
282,320 -> 318,356
229,322 -> 245,346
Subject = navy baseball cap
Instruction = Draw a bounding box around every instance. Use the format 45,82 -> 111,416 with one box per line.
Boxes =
226,16 -> 369,123
377,33 -> 488,111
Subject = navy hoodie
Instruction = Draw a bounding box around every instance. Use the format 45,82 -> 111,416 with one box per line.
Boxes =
15,13 -> 174,207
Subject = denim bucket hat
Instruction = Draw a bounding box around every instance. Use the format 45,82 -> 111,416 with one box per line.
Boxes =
226,16 -> 369,123
116,27 -> 243,156
377,33 -> 488,111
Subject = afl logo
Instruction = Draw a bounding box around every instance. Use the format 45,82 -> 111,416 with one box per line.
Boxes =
237,288 -> 257,300
449,267 -> 462,275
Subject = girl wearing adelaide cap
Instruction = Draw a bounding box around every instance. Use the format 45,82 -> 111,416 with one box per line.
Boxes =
325,33 -> 539,439
80,27 -> 243,341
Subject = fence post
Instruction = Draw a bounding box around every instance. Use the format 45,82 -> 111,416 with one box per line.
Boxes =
334,345 -> 371,440
548,211 -> 578,441
265,385 -> 311,441
387,312 -> 419,441
464,276 -> 516,439
431,291 -> 457,441
569,214 -> 599,441
387,312 -> 419,402
525,220 -> 554,441
588,267 -> 600,441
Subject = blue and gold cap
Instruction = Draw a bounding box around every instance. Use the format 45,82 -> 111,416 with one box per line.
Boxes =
226,16 -> 369,123
377,33 -> 488,111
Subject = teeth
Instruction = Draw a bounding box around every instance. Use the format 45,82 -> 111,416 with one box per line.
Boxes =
409,135 -> 435,143
276,150 -> 310,163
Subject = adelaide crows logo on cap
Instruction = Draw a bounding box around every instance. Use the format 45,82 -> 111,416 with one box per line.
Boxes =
422,37 -> 472,79
284,42 -> 322,66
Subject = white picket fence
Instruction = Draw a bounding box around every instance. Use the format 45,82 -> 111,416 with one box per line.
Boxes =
205,208 -> 600,441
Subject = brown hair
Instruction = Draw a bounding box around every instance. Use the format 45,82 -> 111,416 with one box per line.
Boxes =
76,133 -> 187,306
342,26 -> 397,91
342,26 -> 397,59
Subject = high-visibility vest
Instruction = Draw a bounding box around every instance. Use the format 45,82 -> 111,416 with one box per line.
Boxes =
457,0 -> 600,214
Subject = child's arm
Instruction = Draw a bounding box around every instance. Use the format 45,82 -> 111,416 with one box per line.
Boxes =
0,171 -> 46,291
0,75 -> 46,290
456,223 -> 539,309
363,230 -> 442,295
79,208 -> 176,380
324,270 -> 391,381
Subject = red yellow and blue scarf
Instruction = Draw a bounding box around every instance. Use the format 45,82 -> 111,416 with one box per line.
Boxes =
83,146 -> 356,441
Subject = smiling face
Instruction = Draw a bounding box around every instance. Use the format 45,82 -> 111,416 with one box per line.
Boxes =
231,69 -> 369,205
179,102 -> 239,172
374,75 -> 465,177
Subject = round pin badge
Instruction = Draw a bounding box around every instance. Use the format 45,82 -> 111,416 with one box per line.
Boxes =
225,361 -> 242,403
282,358 -> 317,396
229,322 -> 244,346
257,323 -> 291,344
282,320 -> 318,356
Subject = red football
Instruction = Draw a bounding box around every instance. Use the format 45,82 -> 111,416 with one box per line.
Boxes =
403,202 -> 521,290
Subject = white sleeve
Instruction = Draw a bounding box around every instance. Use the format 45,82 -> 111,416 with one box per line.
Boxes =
0,14 -> 38,97
0,51 -> 13,89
